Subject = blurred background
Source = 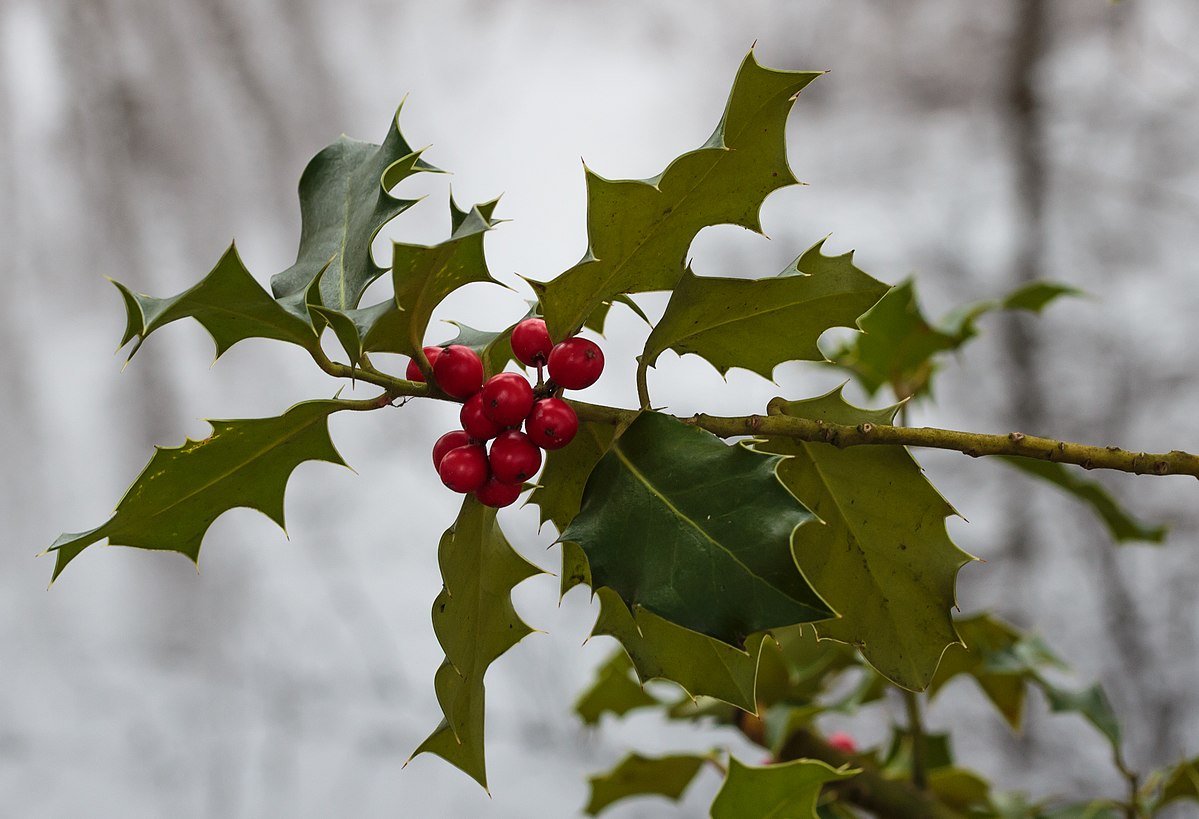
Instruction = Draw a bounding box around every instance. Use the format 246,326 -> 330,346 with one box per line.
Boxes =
3,0 -> 1198,816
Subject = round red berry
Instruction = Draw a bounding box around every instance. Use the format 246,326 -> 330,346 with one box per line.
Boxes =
548,337 -> 604,390
525,398 -> 578,450
438,444 -> 488,493
510,318 -> 553,367
406,346 -> 443,382
461,393 -> 504,441
432,429 -> 472,469
475,476 -> 523,508
826,732 -> 857,754
489,430 -> 543,484
433,344 -> 484,399
481,372 -> 535,427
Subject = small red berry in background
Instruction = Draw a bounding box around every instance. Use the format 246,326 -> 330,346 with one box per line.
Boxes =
406,346 -> 443,382
461,393 -> 504,441
548,337 -> 604,390
437,444 -> 489,493
510,318 -> 553,367
433,344 -> 484,399
432,430 -> 472,469
826,732 -> 857,754
481,372 -> 535,426
489,430 -> 543,484
525,398 -> 578,450
475,476 -> 523,508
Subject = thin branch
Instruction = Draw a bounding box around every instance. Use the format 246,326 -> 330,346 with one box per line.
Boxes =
567,400 -> 1199,479
903,690 -> 928,791
635,357 -> 652,410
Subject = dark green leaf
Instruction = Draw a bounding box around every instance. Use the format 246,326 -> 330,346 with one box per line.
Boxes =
926,768 -> 992,813
45,399 -> 352,582
642,239 -> 887,379
574,649 -> 659,726
997,456 -> 1166,544
411,497 -> 543,789
591,587 -> 765,712
271,106 -> 439,310
761,387 -> 976,690
114,244 -> 320,360
562,411 -> 833,648
540,52 -> 822,340
584,753 -> 707,816
881,728 -> 954,777
709,757 -> 857,819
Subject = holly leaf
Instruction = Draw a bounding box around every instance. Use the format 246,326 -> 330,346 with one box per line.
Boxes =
827,278 -> 1079,400
313,198 -> 503,365
928,613 -> 1063,730
1035,677 -> 1122,749
574,648 -> 659,726
411,497 -> 543,789
270,105 -> 439,310
709,757 -> 857,819
113,244 -> 320,361
45,399 -> 352,582
996,457 -> 1166,544
584,753 -> 707,816
591,587 -> 765,712
540,52 -> 822,340
561,411 -> 833,648
1156,756 -> 1199,811
761,386 -> 976,690
642,239 -> 887,379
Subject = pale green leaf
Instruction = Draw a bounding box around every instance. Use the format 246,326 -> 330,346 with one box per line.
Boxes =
761,386 -> 976,690
710,757 -> 857,819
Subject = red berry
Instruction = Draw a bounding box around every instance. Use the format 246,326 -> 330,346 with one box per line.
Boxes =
510,318 -> 553,367
489,430 -> 543,484
438,444 -> 488,493
432,429 -> 472,469
406,346 -> 443,382
548,337 -> 604,390
481,372 -> 535,426
525,398 -> 578,450
461,393 -> 504,441
433,345 -> 484,399
475,476 -> 523,508
826,732 -> 856,754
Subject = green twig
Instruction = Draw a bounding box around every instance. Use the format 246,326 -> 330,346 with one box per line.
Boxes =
903,690 -> 927,791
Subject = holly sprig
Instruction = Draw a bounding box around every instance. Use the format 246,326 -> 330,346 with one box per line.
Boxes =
47,50 -> 1197,816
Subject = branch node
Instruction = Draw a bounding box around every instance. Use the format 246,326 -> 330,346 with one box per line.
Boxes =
1008,431 -> 1025,444
747,415 -> 763,433
1152,461 -> 1169,475
1082,458 -> 1095,470
964,448 -> 980,458
858,422 -> 874,436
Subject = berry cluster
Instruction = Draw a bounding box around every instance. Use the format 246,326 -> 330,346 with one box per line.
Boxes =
409,318 -> 604,508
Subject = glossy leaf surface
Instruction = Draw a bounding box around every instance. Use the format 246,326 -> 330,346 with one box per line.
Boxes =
562,411 -> 833,647
270,106 -> 438,310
